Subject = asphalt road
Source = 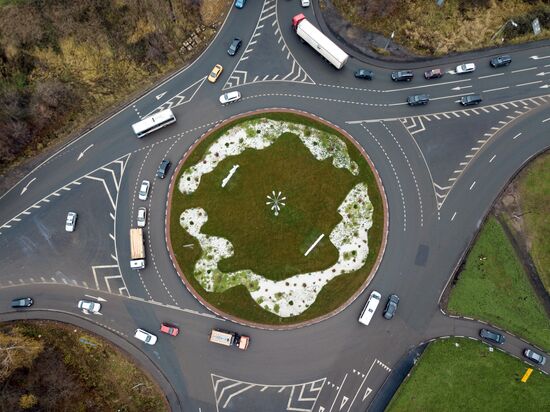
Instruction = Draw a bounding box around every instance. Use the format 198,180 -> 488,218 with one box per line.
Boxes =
1,1 -> 550,411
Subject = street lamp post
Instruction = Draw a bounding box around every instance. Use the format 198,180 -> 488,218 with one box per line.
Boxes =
491,19 -> 518,41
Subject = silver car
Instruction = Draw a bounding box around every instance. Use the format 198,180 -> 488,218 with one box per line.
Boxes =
138,180 -> 150,201
219,91 -> 241,105
77,300 -> 101,314
137,207 -> 147,227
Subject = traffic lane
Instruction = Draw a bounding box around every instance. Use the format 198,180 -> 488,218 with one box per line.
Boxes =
427,314 -> 549,375
0,182 -> 116,286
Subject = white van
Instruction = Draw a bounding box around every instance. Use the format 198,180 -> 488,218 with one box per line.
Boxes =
358,291 -> 382,326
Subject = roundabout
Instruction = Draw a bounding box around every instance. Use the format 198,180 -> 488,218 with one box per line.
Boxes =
167,111 -> 387,327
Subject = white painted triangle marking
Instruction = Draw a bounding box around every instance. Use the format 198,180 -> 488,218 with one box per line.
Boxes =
340,396 -> 349,410
362,387 -> 372,401
155,92 -> 167,100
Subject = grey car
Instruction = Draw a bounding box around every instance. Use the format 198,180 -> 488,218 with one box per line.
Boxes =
11,297 -> 33,308
524,349 -> 546,365
227,38 -> 242,56
383,294 -> 399,319
407,94 -> 429,106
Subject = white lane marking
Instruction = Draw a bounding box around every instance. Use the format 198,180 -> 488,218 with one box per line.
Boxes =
478,73 -> 504,79
489,155 -> 496,163
451,212 -> 457,221
513,132 -> 522,140
482,86 -> 509,93
383,78 -> 471,93
511,67 -> 537,73
329,374 -> 348,412
516,80 -> 543,87
469,181 -> 476,190
542,117 -> 550,123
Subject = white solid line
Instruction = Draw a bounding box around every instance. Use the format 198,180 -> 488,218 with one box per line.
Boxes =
469,181 -> 476,190
304,234 -> 325,256
513,132 -> 522,140
478,73 -> 504,79
516,80 -> 543,87
482,86 -> 509,93
489,155 -> 496,163
383,78 -> 471,93
542,117 -> 550,123
511,67 -> 537,73
451,212 -> 457,221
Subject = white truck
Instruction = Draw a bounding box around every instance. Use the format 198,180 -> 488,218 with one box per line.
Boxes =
209,329 -> 250,350
130,228 -> 145,270
292,13 -> 349,69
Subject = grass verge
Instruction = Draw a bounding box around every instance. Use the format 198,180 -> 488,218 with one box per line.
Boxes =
0,321 -> 167,411
516,152 -> 550,292
387,338 -> 550,412
447,216 -> 550,350
332,0 -> 550,56
169,112 -> 384,325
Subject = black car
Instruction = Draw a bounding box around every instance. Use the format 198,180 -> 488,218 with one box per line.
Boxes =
354,68 -> 374,80
156,159 -> 171,179
407,94 -> 430,106
460,94 -> 482,106
479,328 -> 505,344
490,55 -> 512,68
383,294 -> 399,319
11,297 -> 33,308
227,38 -> 242,56
391,71 -> 413,82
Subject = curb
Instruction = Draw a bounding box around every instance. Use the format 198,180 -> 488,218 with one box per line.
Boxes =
164,108 -> 389,330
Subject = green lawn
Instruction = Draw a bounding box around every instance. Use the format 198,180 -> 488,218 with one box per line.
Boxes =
387,338 -> 550,412
517,152 -> 550,292
169,113 -> 384,325
447,216 -> 550,350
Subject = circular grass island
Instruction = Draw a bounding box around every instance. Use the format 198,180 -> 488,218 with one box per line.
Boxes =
168,111 -> 386,328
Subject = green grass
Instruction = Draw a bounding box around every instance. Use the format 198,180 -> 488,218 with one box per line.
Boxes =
387,338 -> 550,412
169,113 -> 384,325
448,216 -> 550,350
516,152 -> 550,292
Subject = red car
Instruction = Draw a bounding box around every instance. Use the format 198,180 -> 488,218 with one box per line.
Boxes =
424,68 -> 444,79
160,323 -> 179,336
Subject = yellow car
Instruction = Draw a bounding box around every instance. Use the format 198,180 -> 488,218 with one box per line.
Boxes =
208,64 -> 223,83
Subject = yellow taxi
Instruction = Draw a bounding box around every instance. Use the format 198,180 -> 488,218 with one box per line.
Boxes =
208,64 -> 223,83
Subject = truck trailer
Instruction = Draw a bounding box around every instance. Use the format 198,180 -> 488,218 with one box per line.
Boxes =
291,14 -> 349,69
130,228 -> 145,270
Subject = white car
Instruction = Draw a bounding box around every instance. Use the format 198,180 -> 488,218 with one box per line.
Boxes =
77,300 -> 101,314
137,207 -> 147,227
219,91 -> 241,105
65,212 -> 77,232
301,0 -> 310,6
134,328 -> 157,345
455,63 -> 476,74
138,180 -> 150,201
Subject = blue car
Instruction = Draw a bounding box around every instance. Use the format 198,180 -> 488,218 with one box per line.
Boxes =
235,0 -> 246,8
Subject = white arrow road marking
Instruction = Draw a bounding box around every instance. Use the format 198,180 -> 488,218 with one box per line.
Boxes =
451,85 -> 472,91
77,144 -> 94,160
339,396 -> 349,410
84,294 -> 107,302
530,55 -> 550,60
155,92 -> 167,100
540,84 -> 550,89
20,177 -> 36,195
362,387 -> 372,402
536,72 -> 550,76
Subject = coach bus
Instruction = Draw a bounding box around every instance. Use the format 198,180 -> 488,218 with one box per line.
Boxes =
131,108 -> 176,138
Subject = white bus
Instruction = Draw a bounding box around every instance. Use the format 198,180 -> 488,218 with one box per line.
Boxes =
358,290 -> 382,326
131,108 -> 176,138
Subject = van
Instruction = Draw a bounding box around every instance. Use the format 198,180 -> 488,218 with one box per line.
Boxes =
358,291 -> 382,325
